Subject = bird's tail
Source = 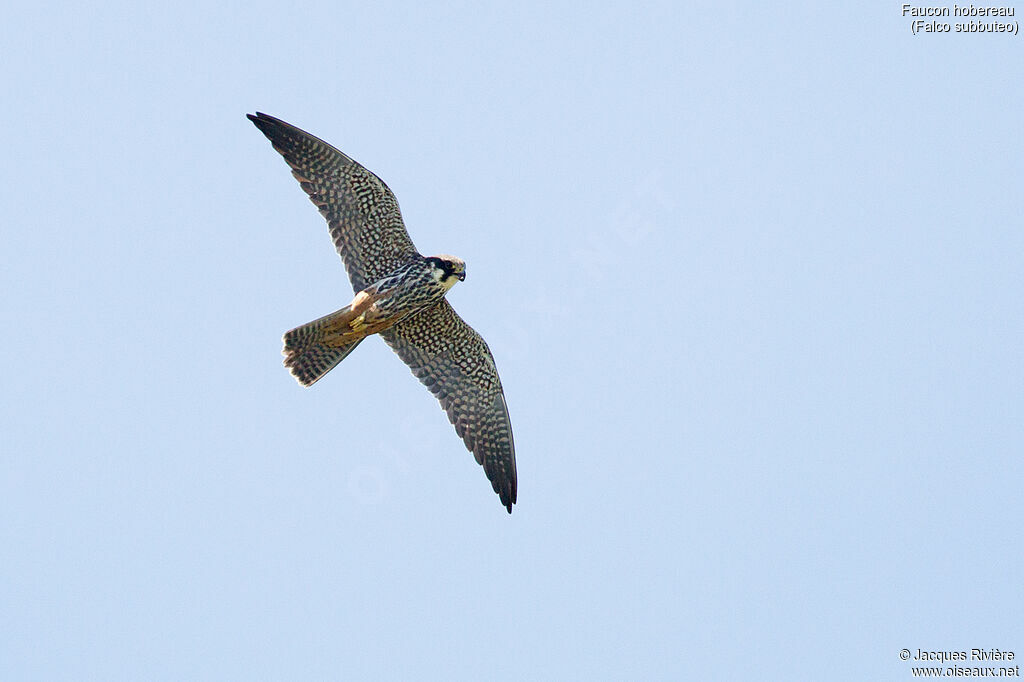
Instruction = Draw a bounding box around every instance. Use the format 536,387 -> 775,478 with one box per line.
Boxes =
283,305 -> 367,386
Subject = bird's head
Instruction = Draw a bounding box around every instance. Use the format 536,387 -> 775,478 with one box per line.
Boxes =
427,255 -> 466,289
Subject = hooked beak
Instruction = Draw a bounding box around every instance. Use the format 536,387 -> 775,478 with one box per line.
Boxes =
457,271 -> 466,281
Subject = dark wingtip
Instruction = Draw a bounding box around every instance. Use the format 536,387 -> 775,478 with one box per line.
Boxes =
506,504 -> 513,514
247,112 -> 278,134
247,113 -> 266,135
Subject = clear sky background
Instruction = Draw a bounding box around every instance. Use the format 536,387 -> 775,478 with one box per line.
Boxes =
2,2 -> 1021,680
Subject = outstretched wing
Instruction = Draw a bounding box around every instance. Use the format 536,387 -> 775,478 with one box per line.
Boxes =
248,112 -> 419,291
381,300 -> 517,513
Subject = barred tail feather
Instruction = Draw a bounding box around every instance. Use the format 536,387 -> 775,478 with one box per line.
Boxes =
283,306 -> 366,386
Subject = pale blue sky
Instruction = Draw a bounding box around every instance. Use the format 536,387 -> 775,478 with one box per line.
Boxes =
2,2 -> 1021,680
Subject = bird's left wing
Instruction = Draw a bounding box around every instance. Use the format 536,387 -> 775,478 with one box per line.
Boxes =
380,300 -> 517,513
247,112 -> 419,291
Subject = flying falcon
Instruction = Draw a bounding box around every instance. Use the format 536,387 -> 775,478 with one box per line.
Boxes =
247,112 -> 517,513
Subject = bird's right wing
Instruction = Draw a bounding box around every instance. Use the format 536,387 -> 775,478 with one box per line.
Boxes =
248,112 -> 419,291
381,300 -> 518,513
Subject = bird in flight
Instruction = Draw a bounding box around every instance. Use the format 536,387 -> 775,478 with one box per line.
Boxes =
248,112 -> 517,513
